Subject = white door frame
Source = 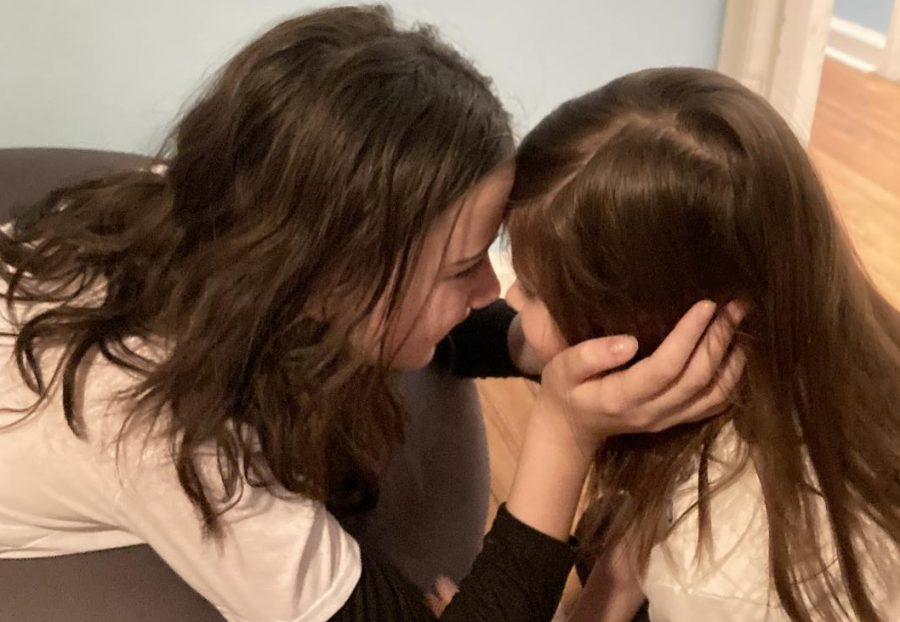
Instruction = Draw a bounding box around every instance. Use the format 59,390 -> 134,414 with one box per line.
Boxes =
717,0 -> 835,145
883,1 -> 900,80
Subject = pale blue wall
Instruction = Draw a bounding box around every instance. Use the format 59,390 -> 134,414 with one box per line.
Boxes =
834,0 -> 895,33
0,0 -> 726,153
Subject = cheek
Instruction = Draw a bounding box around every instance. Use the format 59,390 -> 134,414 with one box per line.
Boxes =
382,285 -> 469,369
521,305 -> 567,362
420,284 -> 471,341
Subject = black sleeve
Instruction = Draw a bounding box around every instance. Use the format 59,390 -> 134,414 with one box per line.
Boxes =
433,300 -> 522,378
328,504 -> 576,621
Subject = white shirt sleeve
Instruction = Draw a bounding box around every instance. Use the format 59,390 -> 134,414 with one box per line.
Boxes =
109,439 -> 361,622
0,331 -> 361,622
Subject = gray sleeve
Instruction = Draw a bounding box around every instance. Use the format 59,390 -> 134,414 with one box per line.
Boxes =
433,300 -> 522,378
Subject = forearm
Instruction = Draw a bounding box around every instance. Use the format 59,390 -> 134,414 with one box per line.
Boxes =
441,504 -> 576,621
569,546 -> 645,622
434,300 -> 523,378
507,406 -> 593,543
329,402 -> 589,621
329,505 -> 576,622
432,300 -> 546,378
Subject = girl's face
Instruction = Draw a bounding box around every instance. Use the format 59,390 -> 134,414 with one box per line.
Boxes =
362,161 -> 515,369
505,278 -> 568,365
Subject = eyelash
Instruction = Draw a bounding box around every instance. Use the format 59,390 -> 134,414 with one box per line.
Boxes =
519,281 -> 536,299
454,258 -> 484,279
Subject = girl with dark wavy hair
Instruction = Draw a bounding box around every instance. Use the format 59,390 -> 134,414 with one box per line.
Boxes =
0,7 -> 739,621
506,67 -> 900,621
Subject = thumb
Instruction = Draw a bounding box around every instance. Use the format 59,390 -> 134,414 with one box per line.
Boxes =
551,335 -> 639,383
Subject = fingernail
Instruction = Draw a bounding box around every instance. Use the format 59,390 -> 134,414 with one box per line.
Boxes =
611,336 -> 639,357
701,300 -> 717,317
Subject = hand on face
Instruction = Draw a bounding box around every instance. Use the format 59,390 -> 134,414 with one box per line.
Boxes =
531,299 -> 748,454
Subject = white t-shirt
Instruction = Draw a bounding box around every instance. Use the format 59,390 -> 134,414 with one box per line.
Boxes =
0,313 -> 361,622
642,425 -> 900,621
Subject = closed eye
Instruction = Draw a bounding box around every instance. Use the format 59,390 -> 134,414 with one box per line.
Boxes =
453,257 -> 485,279
518,280 -> 537,299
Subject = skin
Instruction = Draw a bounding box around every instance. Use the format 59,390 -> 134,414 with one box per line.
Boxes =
356,157 -> 749,616
506,278 -> 569,365
367,161 -> 515,369
569,542 -> 645,622
507,280 -> 747,621
429,300 -> 747,616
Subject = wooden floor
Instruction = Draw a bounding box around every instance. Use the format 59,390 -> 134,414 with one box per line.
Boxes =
809,58 -> 900,307
475,57 -> 900,606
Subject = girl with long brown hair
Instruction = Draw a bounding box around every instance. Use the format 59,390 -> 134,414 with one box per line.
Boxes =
0,7 -> 742,621
506,67 -> 900,622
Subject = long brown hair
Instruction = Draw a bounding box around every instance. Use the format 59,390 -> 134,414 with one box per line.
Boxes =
0,5 -> 512,530
507,68 -> 900,621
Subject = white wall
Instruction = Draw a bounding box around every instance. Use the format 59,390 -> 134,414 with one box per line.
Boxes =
834,0 -> 895,33
0,0 -> 726,154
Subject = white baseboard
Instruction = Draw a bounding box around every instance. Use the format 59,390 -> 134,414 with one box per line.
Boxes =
825,47 -> 878,73
827,16 -> 886,72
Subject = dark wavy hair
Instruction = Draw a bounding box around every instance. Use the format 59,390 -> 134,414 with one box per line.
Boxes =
507,68 -> 900,621
0,5 -> 513,531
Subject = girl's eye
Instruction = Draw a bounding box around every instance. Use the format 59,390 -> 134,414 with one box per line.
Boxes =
519,281 -> 536,299
454,258 -> 484,279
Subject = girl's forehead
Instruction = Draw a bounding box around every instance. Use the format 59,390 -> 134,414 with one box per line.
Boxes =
440,162 -> 515,264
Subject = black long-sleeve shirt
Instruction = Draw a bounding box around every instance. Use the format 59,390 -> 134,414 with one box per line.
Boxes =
333,505 -> 575,621
433,300 -> 522,378
329,301 -> 576,621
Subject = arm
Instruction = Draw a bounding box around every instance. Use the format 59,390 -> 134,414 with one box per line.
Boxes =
330,504 -> 576,621
116,438 -> 575,622
116,300 -> 744,621
569,540 -> 645,622
436,300 -> 747,618
434,300 -> 534,378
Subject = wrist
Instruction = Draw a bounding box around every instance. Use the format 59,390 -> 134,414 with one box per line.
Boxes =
532,395 -> 607,458
506,406 -> 595,542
